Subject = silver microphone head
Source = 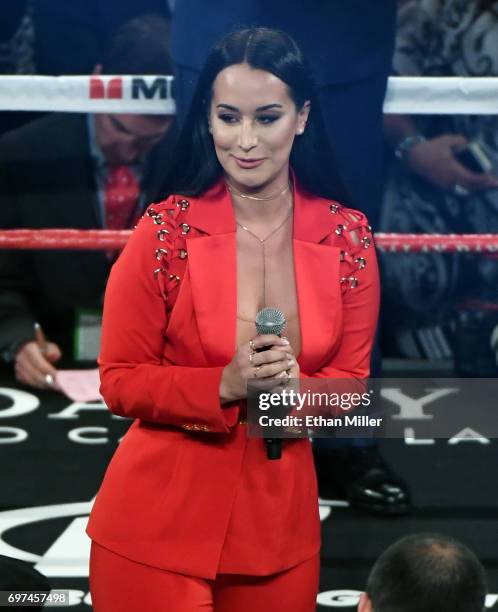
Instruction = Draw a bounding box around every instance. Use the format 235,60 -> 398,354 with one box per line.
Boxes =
255,307 -> 286,337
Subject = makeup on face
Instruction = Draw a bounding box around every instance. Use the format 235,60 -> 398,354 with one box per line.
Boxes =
209,63 -> 309,195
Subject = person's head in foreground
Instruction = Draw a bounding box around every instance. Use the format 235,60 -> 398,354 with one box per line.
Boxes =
164,26 -> 349,203
358,533 -> 487,612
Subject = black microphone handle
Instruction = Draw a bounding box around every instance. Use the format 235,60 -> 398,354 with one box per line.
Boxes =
259,337 -> 282,461
254,308 -> 286,460
264,438 -> 282,460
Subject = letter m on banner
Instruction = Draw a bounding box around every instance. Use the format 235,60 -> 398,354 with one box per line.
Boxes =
89,77 -> 123,99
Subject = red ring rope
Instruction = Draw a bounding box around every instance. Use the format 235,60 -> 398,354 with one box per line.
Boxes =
0,229 -> 132,250
1,229 -> 498,253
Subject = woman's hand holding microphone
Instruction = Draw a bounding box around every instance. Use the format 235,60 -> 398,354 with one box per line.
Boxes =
219,335 -> 300,404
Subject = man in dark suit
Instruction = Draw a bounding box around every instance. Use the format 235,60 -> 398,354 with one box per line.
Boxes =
0,14 -> 177,388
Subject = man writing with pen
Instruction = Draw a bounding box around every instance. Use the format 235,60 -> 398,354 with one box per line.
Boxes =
29,323 -> 58,389
0,15 -> 177,390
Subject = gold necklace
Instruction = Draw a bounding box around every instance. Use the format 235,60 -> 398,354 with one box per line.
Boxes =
236,204 -> 293,319
236,205 -> 293,243
227,181 -> 290,201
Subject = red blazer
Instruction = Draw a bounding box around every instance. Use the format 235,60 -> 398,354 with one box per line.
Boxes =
86,177 -> 379,580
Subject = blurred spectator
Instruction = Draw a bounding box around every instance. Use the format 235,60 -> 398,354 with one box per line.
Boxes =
0,14 -> 177,390
0,0 -> 35,74
358,533 -> 488,612
35,0 -> 171,76
381,0 -> 498,374
0,0 -> 42,135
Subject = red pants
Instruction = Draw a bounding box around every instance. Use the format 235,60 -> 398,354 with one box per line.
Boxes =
90,541 -> 319,612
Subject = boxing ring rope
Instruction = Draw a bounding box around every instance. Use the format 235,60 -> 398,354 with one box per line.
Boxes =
0,75 -> 497,115
1,230 -> 498,253
1,74 -> 498,252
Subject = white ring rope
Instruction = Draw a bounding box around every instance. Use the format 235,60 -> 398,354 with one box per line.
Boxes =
0,75 -> 176,114
0,75 -> 497,114
384,76 -> 498,115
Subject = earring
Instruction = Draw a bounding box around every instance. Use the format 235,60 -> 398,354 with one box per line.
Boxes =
297,127 -> 304,135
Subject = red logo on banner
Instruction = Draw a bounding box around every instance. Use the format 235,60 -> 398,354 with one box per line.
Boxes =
89,77 -> 123,99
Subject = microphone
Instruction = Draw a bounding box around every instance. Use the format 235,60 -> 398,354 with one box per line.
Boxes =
255,307 -> 286,338
255,307 -> 286,460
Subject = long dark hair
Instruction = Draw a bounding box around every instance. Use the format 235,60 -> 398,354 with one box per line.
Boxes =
163,27 -> 351,204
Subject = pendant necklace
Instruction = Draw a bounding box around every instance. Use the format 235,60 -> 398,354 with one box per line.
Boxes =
235,201 -> 293,321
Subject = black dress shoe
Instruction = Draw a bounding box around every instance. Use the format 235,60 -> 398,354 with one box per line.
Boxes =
313,446 -> 411,516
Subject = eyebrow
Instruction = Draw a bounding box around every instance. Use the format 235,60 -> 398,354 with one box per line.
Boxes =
216,103 -> 283,112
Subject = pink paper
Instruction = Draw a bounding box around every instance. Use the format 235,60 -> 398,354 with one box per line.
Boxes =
56,369 -> 102,402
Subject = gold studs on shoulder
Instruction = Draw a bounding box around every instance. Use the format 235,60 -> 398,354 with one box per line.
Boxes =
177,199 -> 190,210
329,203 -> 340,214
151,199 -> 189,286
155,248 -> 168,260
335,224 -> 345,235
361,236 -> 372,248
355,256 -> 366,269
341,276 -> 358,288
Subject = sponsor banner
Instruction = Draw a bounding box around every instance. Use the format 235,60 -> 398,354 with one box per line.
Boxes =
0,376 -> 130,510
0,76 -> 175,114
1,374 -> 498,610
247,378 -> 498,440
0,75 -> 497,114
316,589 -> 498,610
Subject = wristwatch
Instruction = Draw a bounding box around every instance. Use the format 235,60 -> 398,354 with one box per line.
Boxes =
394,133 -> 426,160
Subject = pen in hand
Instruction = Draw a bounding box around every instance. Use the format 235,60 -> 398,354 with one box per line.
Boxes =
34,322 -> 55,387
34,322 -> 49,355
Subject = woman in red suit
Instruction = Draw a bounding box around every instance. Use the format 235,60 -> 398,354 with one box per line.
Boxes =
87,27 -> 379,611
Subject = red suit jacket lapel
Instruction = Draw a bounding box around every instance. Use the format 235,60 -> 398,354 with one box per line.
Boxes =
184,176 -> 343,372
